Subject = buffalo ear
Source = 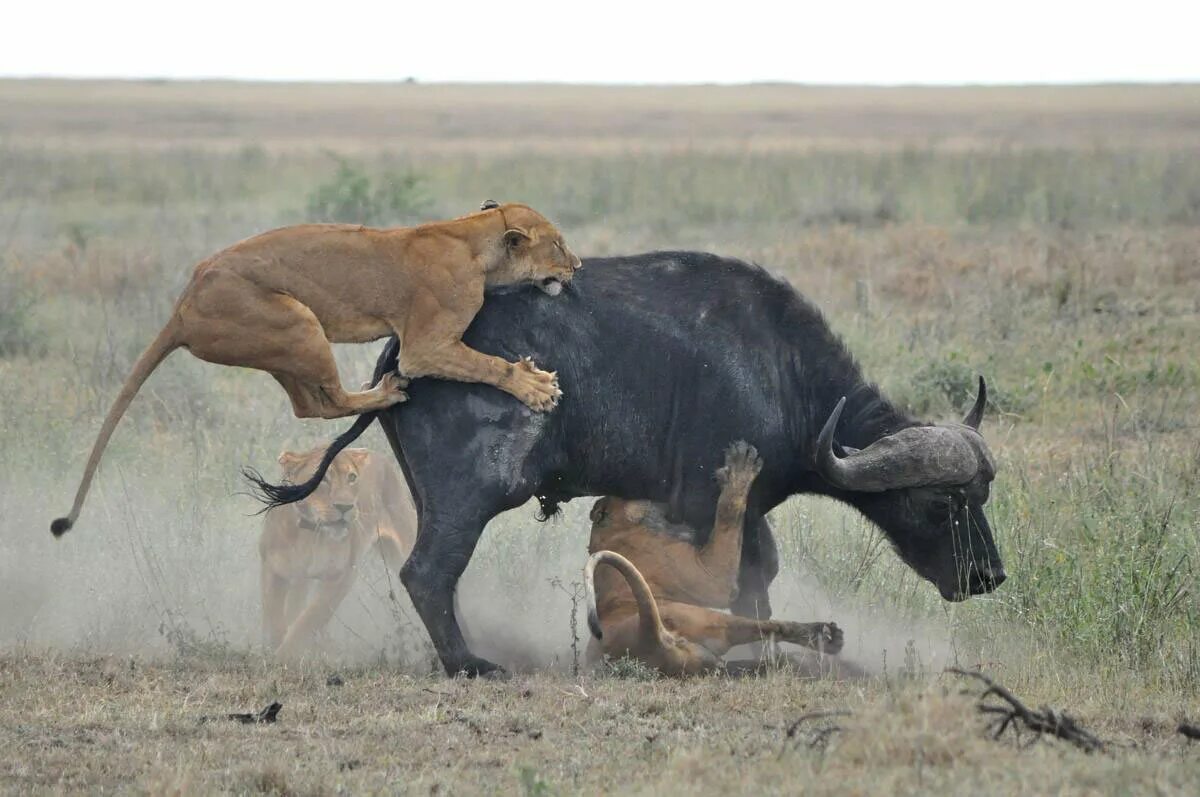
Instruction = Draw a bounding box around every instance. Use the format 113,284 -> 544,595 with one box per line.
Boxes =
503,227 -> 531,248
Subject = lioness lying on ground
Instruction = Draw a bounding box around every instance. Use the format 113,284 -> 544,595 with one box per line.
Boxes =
52,201 -> 580,535
260,446 -> 416,658
585,442 -> 843,677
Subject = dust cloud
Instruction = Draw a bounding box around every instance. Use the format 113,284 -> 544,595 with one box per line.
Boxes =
3,454 -> 954,679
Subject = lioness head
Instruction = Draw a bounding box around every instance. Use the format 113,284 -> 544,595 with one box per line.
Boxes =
480,200 -> 581,296
277,446 -> 371,541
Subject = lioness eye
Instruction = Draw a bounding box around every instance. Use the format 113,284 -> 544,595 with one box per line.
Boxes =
348,472 -> 358,483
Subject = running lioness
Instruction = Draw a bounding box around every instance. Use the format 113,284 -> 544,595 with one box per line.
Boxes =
52,201 -> 580,536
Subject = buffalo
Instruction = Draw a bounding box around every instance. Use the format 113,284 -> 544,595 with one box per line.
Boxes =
250,251 -> 1005,677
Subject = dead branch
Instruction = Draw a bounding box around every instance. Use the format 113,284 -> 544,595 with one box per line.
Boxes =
201,701 -> 282,725
948,668 -> 1103,753
779,709 -> 852,754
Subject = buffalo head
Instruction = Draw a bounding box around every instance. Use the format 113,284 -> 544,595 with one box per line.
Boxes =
816,377 -> 1004,601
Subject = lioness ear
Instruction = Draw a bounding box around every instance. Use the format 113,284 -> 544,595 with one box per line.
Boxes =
622,502 -> 648,524
503,227 -> 531,248
277,450 -> 302,467
347,448 -> 371,467
480,199 -> 500,211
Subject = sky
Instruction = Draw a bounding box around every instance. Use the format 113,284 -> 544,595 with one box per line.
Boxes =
2,0 -> 1197,85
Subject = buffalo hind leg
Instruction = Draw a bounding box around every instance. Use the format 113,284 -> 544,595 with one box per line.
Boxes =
400,508 -> 503,677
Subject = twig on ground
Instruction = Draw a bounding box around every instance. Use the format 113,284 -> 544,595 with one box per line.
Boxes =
779,709 -> 852,754
201,701 -> 282,725
948,668 -> 1103,753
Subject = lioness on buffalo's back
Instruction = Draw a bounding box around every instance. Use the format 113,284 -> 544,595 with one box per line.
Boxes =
51,201 -> 580,536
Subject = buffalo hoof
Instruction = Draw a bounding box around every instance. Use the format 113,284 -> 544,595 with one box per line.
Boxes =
446,655 -> 508,680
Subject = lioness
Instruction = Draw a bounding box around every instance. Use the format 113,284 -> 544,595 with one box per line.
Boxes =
585,442 -> 843,677
260,446 -> 416,658
52,201 -> 580,536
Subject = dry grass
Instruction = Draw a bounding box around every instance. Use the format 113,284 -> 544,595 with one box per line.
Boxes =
1,655 -> 1196,795
1,80 -> 1199,793
4,79 -> 1200,152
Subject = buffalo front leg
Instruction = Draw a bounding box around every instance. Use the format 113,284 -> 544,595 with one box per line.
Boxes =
400,509 -> 503,677
730,516 -> 779,620
399,339 -> 561,412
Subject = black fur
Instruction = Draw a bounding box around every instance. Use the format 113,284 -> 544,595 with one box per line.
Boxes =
247,251 -> 1002,676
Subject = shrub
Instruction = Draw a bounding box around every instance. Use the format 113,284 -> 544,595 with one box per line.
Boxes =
305,154 -> 429,226
0,258 -> 43,358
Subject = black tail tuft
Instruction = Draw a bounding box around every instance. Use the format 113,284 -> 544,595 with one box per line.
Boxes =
535,494 -> 563,522
50,517 -> 72,537
243,411 -> 377,511
242,467 -> 313,512
244,337 -> 401,512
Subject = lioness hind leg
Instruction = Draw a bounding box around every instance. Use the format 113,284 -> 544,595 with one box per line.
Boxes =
181,278 -> 406,419
658,603 -> 843,658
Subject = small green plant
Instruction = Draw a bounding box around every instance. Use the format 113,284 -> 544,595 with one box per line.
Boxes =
518,766 -> 554,797
305,153 -> 428,226
906,356 -> 978,415
603,654 -> 660,681
0,259 -> 43,358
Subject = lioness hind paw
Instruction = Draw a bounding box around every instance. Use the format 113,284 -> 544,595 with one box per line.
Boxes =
817,622 -> 844,655
716,441 -> 763,485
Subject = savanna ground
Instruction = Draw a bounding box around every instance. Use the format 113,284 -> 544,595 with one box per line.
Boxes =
0,80 -> 1198,793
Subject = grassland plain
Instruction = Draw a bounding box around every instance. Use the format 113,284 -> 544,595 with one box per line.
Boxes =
0,80 -> 1198,793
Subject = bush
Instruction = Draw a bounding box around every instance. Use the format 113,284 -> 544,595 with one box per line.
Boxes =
0,259 -> 43,358
305,154 -> 429,226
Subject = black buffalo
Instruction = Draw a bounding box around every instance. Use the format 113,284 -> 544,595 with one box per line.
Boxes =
250,251 -> 1005,677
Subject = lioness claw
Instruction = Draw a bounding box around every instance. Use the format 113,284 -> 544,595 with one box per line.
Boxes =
716,441 -> 763,486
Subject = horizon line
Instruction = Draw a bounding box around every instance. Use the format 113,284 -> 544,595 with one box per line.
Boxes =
3,75 -> 1199,89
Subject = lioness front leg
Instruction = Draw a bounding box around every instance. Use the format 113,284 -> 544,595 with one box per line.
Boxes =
276,569 -> 357,658
401,340 -> 561,411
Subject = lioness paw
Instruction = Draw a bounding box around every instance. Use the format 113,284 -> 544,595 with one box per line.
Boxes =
380,372 -> 410,404
511,357 -> 561,412
361,372 -> 410,392
814,622 -> 844,655
783,620 -> 844,655
716,441 -> 763,486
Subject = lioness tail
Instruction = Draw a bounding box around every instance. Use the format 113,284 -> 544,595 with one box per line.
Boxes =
51,318 -> 181,536
585,550 -> 667,649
